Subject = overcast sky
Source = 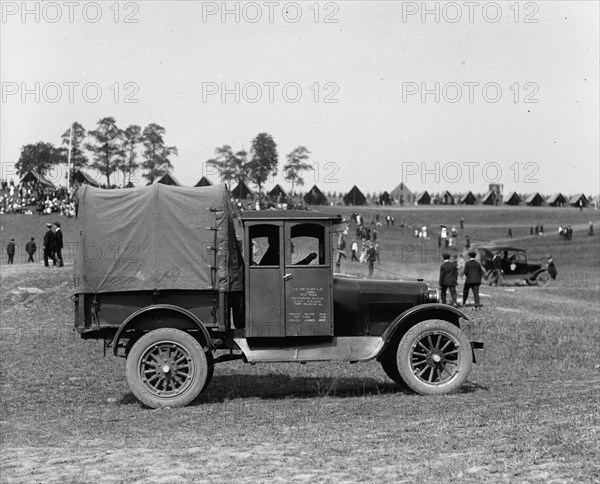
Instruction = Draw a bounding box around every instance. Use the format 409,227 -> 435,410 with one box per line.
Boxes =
1,1 -> 599,196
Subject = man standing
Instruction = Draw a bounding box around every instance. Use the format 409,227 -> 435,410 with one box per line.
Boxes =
547,255 -> 558,280
43,222 -> 57,267
366,241 -> 377,278
439,253 -> 458,307
462,251 -> 484,309
54,221 -> 64,267
351,239 -> 359,262
491,252 -> 503,286
6,238 -> 15,264
25,237 -> 36,262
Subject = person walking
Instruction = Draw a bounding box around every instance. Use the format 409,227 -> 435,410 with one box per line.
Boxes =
54,221 -> 64,267
351,239 -> 359,262
25,237 -> 37,262
462,251 -> 484,309
6,238 -> 15,264
589,222 -> 594,236
439,253 -> 458,307
43,222 -> 57,267
491,252 -> 503,286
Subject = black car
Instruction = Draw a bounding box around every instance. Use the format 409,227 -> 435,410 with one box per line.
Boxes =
478,245 -> 551,287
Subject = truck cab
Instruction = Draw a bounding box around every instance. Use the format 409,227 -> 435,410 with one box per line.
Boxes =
74,184 -> 482,408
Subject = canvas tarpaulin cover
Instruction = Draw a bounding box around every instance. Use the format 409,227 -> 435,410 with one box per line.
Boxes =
74,183 -> 243,294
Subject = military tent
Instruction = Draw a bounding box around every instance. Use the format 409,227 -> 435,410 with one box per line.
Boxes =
19,171 -> 56,190
524,192 -> 544,206
379,191 -> 392,206
343,185 -> 367,206
303,185 -> 328,205
592,195 -> 600,209
547,193 -> 567,207
441,191 -> 455,205
195,176 -> 213,187
504,192 -> 521,206
268,184 -> 289,203
231,181 -> 254,200
72,169 -> 100,188
391,182 -> 412,205
416,191 -> 431,205
481,191 -> 499,206
459,191 -> 477,205
569,193 -> 588,208
155,173 -> 182,186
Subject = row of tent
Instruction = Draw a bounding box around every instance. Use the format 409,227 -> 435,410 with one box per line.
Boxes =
17,171 -> 598,208
175,177 -> 597,209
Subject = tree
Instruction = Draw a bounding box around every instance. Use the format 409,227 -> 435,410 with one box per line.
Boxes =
61,122 -> 88,177
85,117 -> 124,186
247,133 -> 278,201
117,125 -> 142,186
140,123 -> 178,184
15,142 -> 65,176
283,146 -> 312,196
206,145 -> 250,186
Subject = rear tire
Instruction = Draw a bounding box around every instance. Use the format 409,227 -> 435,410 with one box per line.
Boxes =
126,328 -> 208,408
392,320 -> 473,395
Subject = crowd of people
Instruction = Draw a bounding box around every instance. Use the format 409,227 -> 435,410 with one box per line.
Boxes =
0,179 -> 76,216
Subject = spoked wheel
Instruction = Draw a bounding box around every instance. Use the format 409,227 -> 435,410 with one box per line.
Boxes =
393,320 -> 473,395
126,328 -> 209,408
536,271 -> 551,287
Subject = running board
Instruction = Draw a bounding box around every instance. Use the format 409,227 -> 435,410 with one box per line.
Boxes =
233,336 -> 384,363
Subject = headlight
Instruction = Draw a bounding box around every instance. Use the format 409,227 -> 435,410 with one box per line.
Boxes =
426,287 -> 440,303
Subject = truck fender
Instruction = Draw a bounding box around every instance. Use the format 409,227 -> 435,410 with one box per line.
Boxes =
112,304 -> 212,356
378,303 -> 469,357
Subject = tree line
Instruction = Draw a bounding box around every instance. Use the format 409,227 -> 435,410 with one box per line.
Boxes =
15,118 -> 177,186
16,125 -> 313,198
207,132 -> 313,201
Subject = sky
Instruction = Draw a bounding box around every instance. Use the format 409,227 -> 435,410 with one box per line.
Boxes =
1,0 -> 599,197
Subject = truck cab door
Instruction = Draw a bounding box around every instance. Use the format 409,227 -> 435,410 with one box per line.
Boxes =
245,222 -> 284,337
283,221 -> 333,337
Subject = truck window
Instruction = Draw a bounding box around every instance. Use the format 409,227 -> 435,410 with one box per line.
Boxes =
249,224 -> 280,266
289,223 -> 326,266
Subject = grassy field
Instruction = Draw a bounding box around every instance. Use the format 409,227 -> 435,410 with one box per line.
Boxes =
1,206 -> 599,483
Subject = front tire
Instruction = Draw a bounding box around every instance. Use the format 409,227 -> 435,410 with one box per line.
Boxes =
394,320 -> 473,395
126,328 -> 208,408
536,271 -> 551,287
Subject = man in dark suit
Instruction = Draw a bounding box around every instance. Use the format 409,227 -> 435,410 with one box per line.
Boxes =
439,253 -> 458,307
6,238 -> 16,264
25,237 -> 36,262
43,222 -> 57,267
462,251 -> 484,309
54,221 -> 64,267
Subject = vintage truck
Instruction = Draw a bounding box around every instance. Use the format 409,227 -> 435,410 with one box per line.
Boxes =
74,183 -> 482,408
